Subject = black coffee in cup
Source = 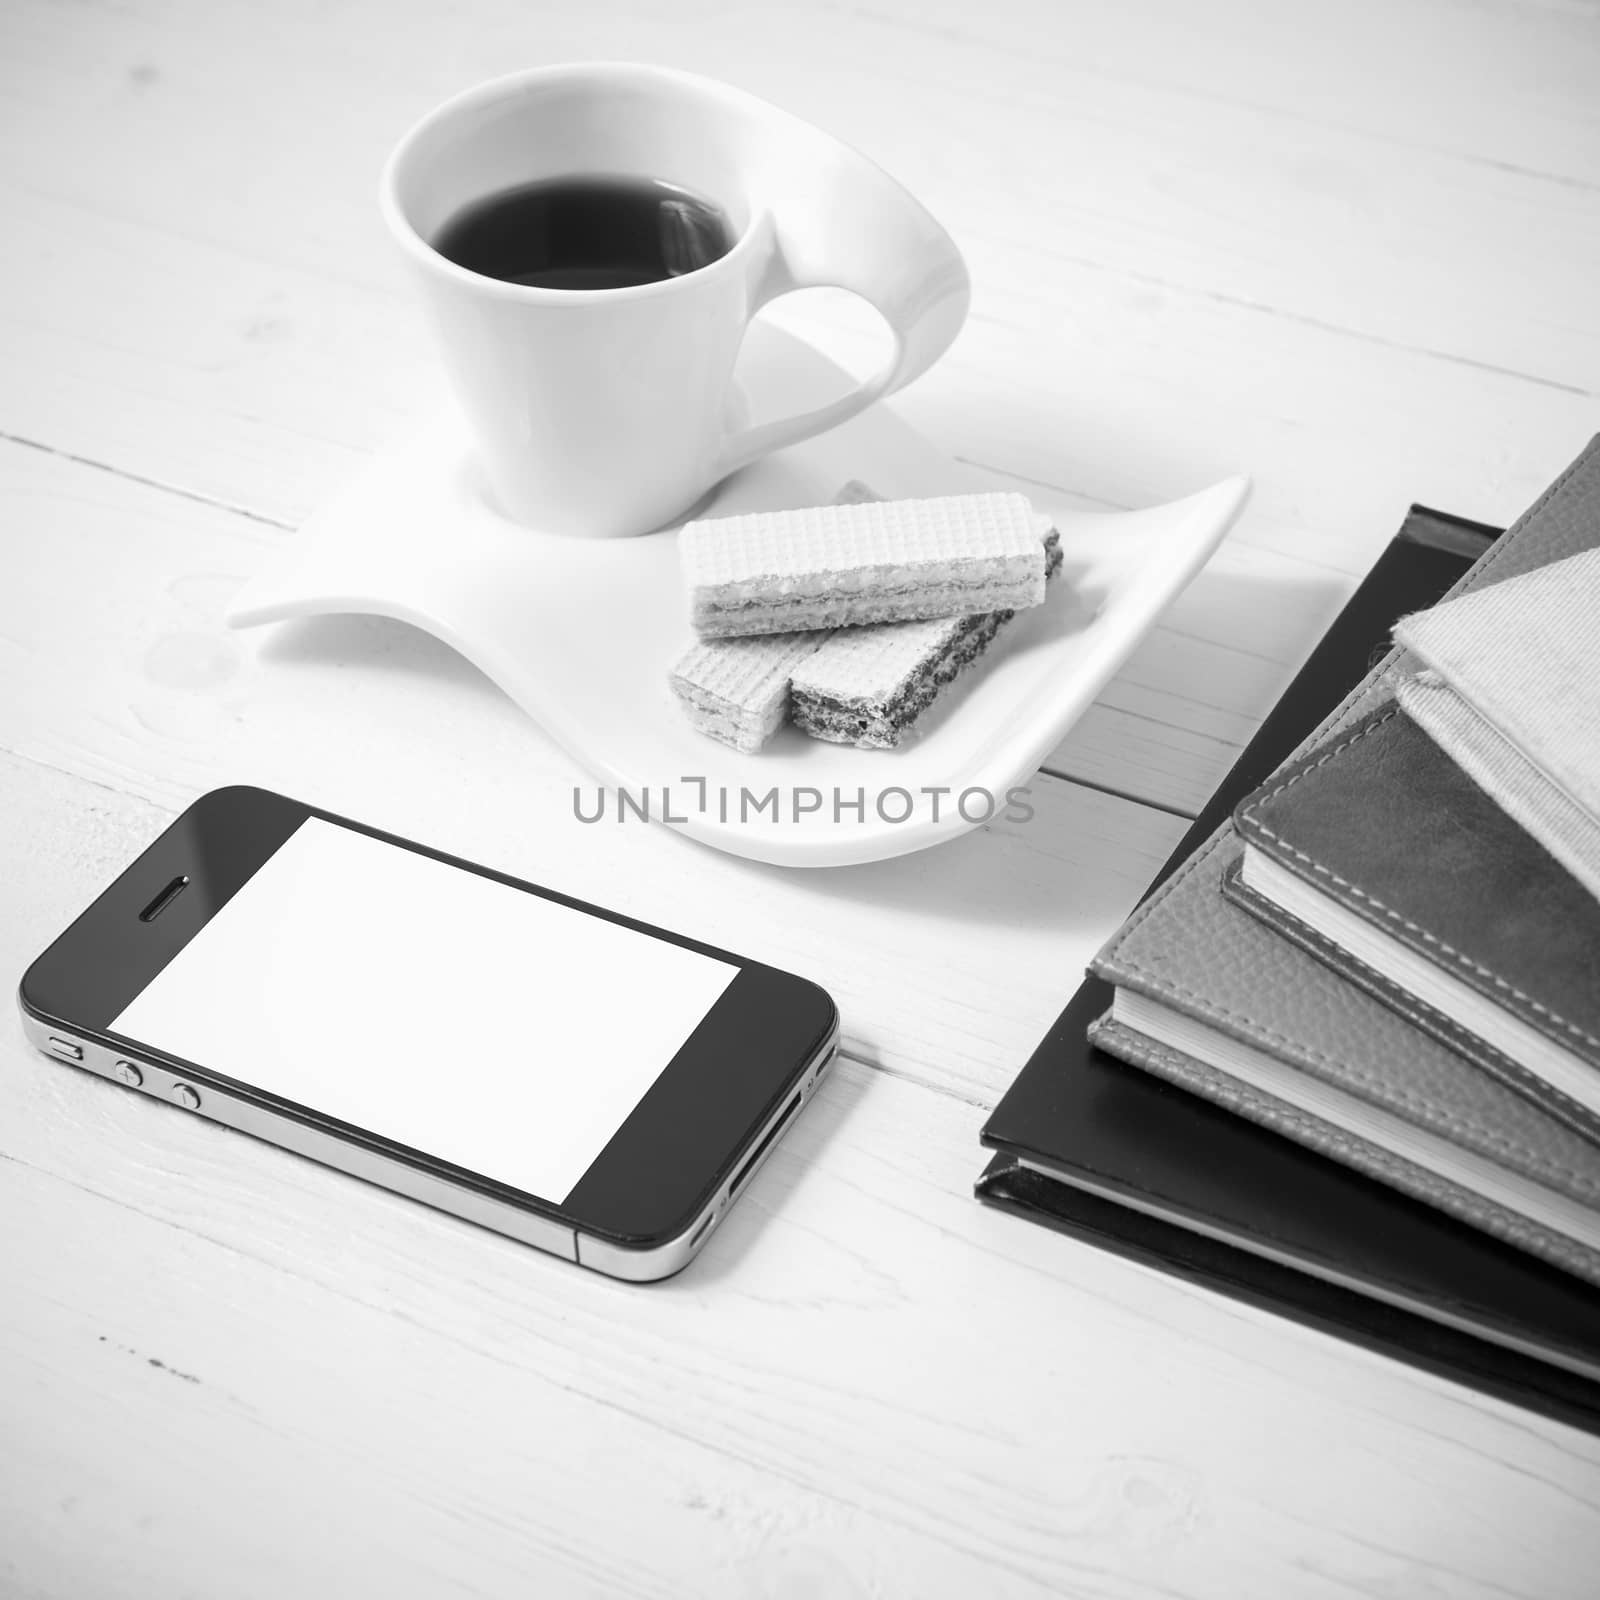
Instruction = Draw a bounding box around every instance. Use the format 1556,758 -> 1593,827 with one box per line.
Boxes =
433,175 -> 735,291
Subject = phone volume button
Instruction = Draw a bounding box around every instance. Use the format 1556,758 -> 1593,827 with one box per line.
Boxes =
112,1060 -> 144,1088
172,1083 -> 202,1110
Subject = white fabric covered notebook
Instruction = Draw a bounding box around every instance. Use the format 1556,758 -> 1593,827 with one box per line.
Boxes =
1396,546 -> 1600,902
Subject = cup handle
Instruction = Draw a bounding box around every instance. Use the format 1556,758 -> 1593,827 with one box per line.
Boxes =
715,141 -> 971,479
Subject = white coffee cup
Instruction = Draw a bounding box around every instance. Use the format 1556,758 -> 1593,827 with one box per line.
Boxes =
381,63 -> 969,537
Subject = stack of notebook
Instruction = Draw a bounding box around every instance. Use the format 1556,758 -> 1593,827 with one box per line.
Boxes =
981,437 -> 1600,1433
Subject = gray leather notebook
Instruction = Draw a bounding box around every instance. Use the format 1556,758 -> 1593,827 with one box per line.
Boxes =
1228,704 -> 1600,1144
1089,436 -> 1600,1286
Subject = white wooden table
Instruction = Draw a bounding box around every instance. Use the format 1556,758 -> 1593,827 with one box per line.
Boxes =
5,2 -> 1599,1594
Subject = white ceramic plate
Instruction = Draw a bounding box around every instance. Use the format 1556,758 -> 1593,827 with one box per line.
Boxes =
229,324 -> 1247,866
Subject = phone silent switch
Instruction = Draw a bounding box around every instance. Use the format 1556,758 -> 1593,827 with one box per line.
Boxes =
172,1083 -> 202,1110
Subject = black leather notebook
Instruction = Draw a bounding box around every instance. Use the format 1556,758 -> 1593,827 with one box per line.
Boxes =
979,506 -> 1600,1437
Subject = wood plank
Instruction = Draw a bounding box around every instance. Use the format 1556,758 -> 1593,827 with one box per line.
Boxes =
5,0 -> 1596,819
4,0 -> 1597,393
802,0 -> 1600,192
4,7 -> 1594,523
0,445 -> 1186,1103
772,12 -> 1600,397
6,754 -> 1598,1599
5,188 -> 1585,818
5,160 -> 1576,571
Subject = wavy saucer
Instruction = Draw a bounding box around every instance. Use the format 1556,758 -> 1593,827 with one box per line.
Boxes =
229,324 -> 1247,866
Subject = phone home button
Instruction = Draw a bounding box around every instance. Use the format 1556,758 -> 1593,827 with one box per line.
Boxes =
172,1083 -> 202,1110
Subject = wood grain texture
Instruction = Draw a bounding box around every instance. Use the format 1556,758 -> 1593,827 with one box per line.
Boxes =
5,757 -> 1599,1600
4,0 -> 1597,813
6,0 -> 1600,1591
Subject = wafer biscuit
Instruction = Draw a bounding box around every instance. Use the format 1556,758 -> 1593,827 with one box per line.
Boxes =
791,531 -> 1063,749
680,492 -> 1047,638
665,481 -> 885,752
669,629 -> 832,753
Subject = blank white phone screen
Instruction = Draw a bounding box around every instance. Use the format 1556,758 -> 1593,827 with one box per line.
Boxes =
112,818 -> 739,1203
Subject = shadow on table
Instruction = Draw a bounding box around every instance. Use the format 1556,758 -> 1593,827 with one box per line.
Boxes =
256,611 -> 494,695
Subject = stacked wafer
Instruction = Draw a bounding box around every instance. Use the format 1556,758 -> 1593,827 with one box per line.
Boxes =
669,490 -> 1062,752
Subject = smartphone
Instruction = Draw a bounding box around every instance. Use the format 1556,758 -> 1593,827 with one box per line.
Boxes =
18,787 -> 838,1280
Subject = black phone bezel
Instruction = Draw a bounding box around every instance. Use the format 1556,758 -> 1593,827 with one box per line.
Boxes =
19,786 -> 837,1250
